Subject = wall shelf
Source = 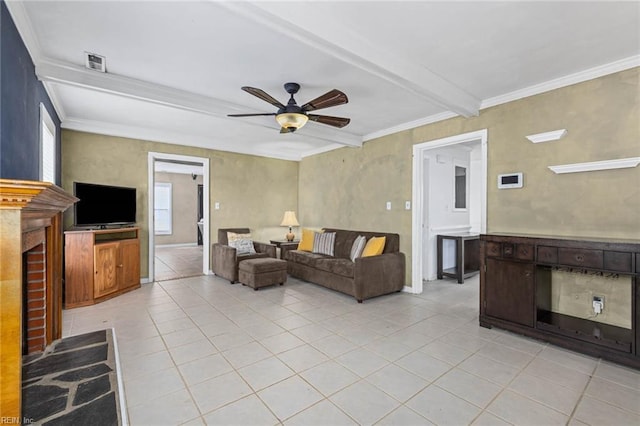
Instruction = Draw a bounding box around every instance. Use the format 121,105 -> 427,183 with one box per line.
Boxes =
526,129 -> 567,143
548,157 -> 640,174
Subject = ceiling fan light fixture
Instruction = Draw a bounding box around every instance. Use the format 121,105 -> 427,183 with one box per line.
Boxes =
275,112 -> 308,132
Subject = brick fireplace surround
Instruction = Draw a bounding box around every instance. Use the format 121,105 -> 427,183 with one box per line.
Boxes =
25,242 -> 47,353
0,180 -> 77,418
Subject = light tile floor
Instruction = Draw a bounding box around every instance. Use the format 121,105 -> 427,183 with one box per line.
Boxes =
154,245 -> 203,281
62,275 -> 640,425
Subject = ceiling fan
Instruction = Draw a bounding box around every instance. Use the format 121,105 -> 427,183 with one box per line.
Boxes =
228,82 -> 350,133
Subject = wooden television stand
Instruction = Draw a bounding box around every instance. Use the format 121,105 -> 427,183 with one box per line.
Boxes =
64,227 -> 140,309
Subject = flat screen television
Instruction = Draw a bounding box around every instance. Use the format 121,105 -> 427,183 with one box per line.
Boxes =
74,182 -> 137,228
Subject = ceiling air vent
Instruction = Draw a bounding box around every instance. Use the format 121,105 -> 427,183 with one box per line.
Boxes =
84,52 -> 106,72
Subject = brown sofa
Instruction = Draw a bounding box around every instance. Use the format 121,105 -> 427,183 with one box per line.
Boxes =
211,228 -> 276,283
282,228 -> 405,303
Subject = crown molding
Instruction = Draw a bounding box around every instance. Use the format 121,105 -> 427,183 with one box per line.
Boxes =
4,1 -> 42,62
482,55 -> 640,109
363,111 -> 458,142
62,118 -> 304,162
221,2 -> 480,118
300,143 -> 355,159
363,56 -> 640,143
548,157 -> 640,174
526,129 -> 567,143
41,82 -> 68,121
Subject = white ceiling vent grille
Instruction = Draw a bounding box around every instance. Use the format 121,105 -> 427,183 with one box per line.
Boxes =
84,52 -> 106,72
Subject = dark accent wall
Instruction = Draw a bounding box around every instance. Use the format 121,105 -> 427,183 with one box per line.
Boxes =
1,1 -> 61,183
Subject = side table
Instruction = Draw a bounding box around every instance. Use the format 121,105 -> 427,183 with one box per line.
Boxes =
437,233 -> 480,283
269,240 -> 299,260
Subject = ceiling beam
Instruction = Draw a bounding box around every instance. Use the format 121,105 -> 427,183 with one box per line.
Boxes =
37,59 -> 245,116
220,2 -> 481,117
36,59 -> 362,147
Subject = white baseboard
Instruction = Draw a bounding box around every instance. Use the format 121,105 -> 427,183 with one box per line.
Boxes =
402,285 -> 420,294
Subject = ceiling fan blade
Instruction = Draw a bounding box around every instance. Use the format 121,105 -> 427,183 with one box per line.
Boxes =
307,114 -> 351,128
301,89 -> 348,112
241,87 -> 285,109
227,113 -> 276,117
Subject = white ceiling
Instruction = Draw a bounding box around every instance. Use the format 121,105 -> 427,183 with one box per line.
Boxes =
7,1 -> 640,161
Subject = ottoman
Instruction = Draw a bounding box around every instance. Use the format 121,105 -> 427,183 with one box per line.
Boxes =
238,258 -> 288,290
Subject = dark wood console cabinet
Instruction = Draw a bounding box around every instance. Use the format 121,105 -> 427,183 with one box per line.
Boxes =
480,233 -> 640,369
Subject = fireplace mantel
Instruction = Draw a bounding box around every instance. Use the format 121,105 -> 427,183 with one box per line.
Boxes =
0,179 -> 77,417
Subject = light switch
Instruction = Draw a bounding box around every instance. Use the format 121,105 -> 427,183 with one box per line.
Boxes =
386,201 -> 391,210
214,202 -> 220,210
405,201 -> 411,210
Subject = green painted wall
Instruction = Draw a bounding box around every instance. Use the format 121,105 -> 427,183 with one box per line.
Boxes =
62,130 -> 298,277
299,68 -> 640,285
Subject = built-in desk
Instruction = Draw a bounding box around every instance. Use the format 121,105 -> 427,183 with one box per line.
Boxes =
437,233 -> 480,283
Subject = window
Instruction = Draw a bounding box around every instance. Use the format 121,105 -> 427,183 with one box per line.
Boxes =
39,103 -> 55,183
454,165 -> 467,210
154,182 -> 172,235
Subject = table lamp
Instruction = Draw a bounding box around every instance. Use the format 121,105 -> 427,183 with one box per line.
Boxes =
280,211 -> 300,241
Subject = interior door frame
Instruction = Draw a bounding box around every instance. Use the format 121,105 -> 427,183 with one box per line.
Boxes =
411,129 -> 488,294
148,152 -> 210,281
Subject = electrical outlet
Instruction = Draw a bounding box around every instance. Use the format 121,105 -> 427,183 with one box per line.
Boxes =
386,201 -> 391,210
592,296 -> 604,314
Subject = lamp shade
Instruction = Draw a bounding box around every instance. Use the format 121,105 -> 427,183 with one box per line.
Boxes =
280,211 -> 300,227
275,113 -> 308,132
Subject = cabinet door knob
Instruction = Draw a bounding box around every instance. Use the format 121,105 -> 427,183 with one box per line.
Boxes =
575,255 -> 584,262
118,264 -> 124,268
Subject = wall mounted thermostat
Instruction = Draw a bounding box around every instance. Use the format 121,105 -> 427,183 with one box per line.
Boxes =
497,172 -> 523,189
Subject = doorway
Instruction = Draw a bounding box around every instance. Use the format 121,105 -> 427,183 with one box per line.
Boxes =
148,152 -> 210,282
411,129 -> 488,294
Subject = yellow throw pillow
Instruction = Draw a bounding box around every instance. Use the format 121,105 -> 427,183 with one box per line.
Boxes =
297,228 -> 317,252
362,236 -> 386,257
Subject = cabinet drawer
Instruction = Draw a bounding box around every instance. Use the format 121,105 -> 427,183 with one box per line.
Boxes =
487,242 -> 542,261
502,243 -> 516,258
486,242 -> 501,257
516,244 -> 534,261
558,248 -> 603,269
537,246 -> 558,264
603,251 -> 632,273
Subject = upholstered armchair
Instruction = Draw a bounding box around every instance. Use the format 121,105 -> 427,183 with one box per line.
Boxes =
211,228 -> 276,283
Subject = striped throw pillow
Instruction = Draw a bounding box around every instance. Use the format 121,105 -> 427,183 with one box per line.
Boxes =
312,232 -> 335,256
350,235 -> 367,261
